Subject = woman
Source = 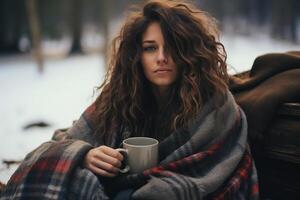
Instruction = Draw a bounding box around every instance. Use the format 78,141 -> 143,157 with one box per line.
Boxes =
84,0 -> 228,177
1,1 -> 259,199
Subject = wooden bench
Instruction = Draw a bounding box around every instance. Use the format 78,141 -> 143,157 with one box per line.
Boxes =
253,102 -> 300,199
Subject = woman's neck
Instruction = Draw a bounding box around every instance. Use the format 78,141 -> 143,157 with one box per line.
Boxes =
152,86 -> 171,111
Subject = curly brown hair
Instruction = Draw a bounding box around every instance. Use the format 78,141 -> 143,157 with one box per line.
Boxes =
94,0 -> 228,144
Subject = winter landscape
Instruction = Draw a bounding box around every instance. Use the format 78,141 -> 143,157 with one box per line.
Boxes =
0,33 -> 300,183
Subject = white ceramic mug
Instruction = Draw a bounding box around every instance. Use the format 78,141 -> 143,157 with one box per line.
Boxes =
117,137 -> 158,174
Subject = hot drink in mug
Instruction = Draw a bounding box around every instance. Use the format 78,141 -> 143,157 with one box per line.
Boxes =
117,137 -> 158,174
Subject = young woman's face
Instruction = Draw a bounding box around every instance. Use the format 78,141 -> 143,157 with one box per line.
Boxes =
141,22 -> 178,93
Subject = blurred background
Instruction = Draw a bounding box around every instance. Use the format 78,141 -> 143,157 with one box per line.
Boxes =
0,0 -> 300,183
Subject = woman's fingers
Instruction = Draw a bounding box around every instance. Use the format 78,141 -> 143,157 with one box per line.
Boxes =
91,158 -> 120,174
94,150 -> 122,168
98,146 -> 124,161
83,145 -> 125,177
89,164 -> 117,177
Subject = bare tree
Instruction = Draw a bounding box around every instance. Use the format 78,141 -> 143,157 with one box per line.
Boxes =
101,0 -> 110,70
70,0 -> 83,53
26,0 -> 43,73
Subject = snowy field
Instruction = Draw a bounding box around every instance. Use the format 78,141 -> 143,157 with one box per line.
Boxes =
0,54 -> 105,182
223,33 -> 300,74
0,33 -> 300,183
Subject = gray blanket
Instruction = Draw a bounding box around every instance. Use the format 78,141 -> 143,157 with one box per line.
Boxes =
1,91 -> 258,199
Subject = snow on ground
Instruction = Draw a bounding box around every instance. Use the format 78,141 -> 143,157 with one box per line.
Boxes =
222,33 -> 300,74
0,54 -> 104,182
0,33 -> 299,183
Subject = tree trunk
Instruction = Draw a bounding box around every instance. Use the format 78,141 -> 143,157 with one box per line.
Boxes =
70,0 -> 83,53
101,0 -> 110,70
26,0 -> 44,73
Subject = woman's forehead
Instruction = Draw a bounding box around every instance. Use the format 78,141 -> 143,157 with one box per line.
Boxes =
142,22 -> 164,42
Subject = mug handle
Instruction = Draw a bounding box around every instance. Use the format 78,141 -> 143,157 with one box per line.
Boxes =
116,148 -> 130,173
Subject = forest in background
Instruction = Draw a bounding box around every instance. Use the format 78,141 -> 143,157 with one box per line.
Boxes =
0,0 -> 299,54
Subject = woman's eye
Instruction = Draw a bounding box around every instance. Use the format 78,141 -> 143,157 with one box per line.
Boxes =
143,46 -> 157,52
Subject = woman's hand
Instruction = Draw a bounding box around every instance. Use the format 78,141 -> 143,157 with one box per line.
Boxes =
83,145 -> 124,177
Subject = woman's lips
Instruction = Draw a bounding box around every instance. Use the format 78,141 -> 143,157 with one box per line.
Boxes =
154,68 -> 172,73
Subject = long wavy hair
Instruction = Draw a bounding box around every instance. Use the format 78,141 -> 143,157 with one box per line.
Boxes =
94,0 -> 228,144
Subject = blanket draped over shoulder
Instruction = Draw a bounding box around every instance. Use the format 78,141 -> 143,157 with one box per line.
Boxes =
230,51 -> 300,154
1,91 -> 259,200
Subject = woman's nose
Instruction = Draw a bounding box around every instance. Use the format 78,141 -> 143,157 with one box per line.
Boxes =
157,48 -> 168,64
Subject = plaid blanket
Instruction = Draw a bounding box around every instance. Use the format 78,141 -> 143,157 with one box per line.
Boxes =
1,91 -> 259,200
